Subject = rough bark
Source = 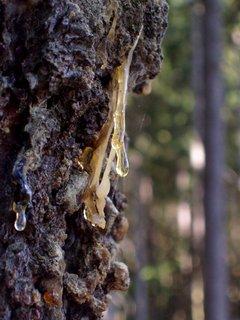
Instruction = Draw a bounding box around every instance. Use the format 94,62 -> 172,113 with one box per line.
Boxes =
0,0 -> 168,319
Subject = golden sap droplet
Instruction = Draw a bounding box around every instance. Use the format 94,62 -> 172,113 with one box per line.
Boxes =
116,147 -> 129,177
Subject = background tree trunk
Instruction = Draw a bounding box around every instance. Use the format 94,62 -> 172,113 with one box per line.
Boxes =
134,172 -> 151,320
202,0 -> 229,319
190,1 -> 205,319
0,0 -> 168,319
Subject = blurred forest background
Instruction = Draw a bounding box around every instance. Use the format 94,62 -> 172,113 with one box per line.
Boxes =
104,0 -> 240,319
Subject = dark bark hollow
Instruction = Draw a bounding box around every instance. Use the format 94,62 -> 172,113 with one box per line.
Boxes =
0,1 -> 168,319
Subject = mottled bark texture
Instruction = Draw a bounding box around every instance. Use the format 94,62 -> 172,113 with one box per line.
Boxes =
0,1 -> 168,319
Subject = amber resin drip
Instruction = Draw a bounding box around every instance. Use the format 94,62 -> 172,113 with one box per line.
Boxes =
82,27 -> 142,228
112,26 -> 142,177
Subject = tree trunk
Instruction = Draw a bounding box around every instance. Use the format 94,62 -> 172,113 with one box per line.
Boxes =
202,0 -> 229,319
191,0 -> 204,140
134,173 -> 151,320
0,0 -> 168,319
190,2 -> 205,319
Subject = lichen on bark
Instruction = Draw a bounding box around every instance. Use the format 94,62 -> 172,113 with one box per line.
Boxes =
0,0 -> 168,319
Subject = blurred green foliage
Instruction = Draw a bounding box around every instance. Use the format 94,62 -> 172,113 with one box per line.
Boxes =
122,0 -> 240,319
128,0 -> 193,201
